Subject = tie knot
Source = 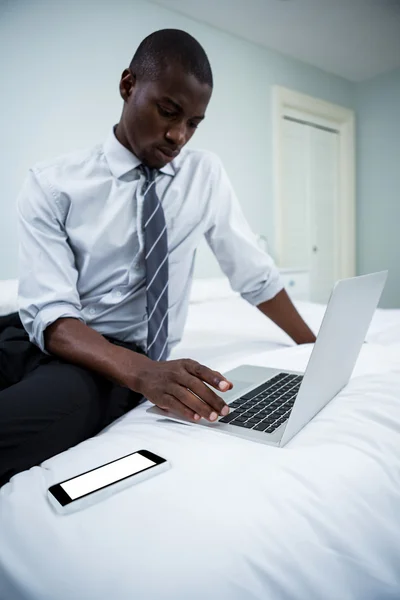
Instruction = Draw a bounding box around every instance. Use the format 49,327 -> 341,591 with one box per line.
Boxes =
141,164 -> 157,183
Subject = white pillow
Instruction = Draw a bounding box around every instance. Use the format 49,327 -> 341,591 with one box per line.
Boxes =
189,277 -> 238,304
0,279 -> 19,316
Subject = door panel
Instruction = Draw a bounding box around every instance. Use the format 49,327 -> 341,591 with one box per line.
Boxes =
280,117 -> 339,303
309,127 -> 339,303
280,119 -> 310,269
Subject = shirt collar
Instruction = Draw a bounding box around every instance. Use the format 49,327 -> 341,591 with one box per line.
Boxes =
103,127 -> 176,178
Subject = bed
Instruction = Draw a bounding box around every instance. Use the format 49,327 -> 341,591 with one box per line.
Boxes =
1,277 -> 400,600
173,277 -> 400,370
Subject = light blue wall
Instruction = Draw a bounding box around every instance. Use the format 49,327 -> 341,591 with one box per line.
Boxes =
355,68 -> 400,308
0,0 -> 355,280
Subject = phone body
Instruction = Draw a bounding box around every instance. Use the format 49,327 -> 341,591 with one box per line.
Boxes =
47,449 -> 169,515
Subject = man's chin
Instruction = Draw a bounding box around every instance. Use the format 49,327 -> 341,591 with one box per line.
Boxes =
151,147 -> 174,168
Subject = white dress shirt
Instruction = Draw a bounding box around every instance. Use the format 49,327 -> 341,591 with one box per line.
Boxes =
17,128 -> 283,354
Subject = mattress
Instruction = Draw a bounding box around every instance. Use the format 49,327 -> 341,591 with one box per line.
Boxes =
1,343 -> 400,600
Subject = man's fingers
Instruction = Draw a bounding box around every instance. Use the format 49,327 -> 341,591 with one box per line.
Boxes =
159,394 -> 200,422
214,370 -> 233,391
185,360 -> 233,392
182,374 -> 229,416
146,359 -> 234,423
171,384 -> 220,422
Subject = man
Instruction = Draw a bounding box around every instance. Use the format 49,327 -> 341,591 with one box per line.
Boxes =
0,29 -> 315,487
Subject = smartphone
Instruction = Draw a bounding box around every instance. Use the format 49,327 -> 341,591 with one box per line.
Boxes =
47,449 -> 169,515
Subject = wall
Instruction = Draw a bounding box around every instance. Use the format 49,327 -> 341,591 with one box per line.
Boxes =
355,67 -> 400,308
0,0 -> 355,280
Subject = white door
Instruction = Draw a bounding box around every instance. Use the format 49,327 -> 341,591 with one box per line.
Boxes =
279,115 -> 340,303
309,125 -> 339,303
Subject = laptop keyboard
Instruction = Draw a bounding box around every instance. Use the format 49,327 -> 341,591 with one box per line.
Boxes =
219,373 -> 303,434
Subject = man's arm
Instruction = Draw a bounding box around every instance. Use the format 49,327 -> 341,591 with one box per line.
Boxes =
45,318 -> 232,422
45,317 -> 147,387
17,168 -> 84,352
203,155 -> 315,343
257,289 -> 316,344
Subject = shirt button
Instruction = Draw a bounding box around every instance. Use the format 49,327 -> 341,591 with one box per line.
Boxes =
115,291 -> 122,297
89,308 -> 95,315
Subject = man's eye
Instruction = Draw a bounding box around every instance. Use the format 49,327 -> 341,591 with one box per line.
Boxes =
158,106 -> 175,118
189,122 -> 199,129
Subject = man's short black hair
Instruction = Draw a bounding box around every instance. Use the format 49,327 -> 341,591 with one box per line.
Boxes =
130,29 -> 213,88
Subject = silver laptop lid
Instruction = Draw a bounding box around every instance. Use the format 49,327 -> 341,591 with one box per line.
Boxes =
280,271 -> 388,446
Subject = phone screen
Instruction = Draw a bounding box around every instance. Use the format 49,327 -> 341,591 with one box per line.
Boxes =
49,450 -> 165,506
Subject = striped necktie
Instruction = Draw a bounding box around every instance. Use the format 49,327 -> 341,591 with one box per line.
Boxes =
141,165 -> 169,361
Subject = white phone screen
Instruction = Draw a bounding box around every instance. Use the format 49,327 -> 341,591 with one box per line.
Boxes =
61,453 -> 156,500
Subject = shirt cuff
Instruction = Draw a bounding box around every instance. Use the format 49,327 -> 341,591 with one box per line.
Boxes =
241,269 -> 285,306
31,302 -> 85,353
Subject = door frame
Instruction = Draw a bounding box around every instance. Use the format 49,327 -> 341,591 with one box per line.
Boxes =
272,85 -> 356,279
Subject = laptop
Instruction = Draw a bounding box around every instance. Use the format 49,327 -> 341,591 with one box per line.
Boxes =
147,271 -> 388,447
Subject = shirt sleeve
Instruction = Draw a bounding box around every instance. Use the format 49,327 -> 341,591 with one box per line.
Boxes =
204,155 -> 284,306
17,168 -> 85,351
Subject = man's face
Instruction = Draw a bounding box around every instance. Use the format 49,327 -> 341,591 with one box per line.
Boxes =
119,64 -> 212,169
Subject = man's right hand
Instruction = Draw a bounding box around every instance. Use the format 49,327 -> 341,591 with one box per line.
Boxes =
45,318 -> 232,422
132,356 -> 233,422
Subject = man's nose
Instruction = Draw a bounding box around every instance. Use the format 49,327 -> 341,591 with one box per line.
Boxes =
166,122 -> 186,147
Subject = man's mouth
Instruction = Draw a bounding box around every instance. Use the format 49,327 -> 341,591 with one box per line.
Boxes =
156,146 -> 179,160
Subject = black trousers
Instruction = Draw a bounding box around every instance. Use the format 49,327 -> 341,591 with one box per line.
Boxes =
0,313 -> 143,487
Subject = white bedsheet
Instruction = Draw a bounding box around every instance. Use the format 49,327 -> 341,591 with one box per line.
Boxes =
171,295 -> 400,372
1,344 -> 400,600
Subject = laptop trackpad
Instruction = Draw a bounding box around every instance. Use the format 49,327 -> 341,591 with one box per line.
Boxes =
223,379 -> 252,404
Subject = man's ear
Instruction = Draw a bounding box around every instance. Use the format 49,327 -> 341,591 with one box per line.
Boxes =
119,69 -> 136,102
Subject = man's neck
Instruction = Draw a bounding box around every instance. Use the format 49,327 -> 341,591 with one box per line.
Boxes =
114,122 -> 132,154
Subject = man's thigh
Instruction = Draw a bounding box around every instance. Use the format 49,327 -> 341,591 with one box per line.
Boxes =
0,314 -> 48,389
0,360 -> 135,486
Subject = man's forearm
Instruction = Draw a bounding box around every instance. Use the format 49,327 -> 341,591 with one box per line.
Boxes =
44,317 -> 151,390
257,288 -> 316,345
44,317 -> 233,422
